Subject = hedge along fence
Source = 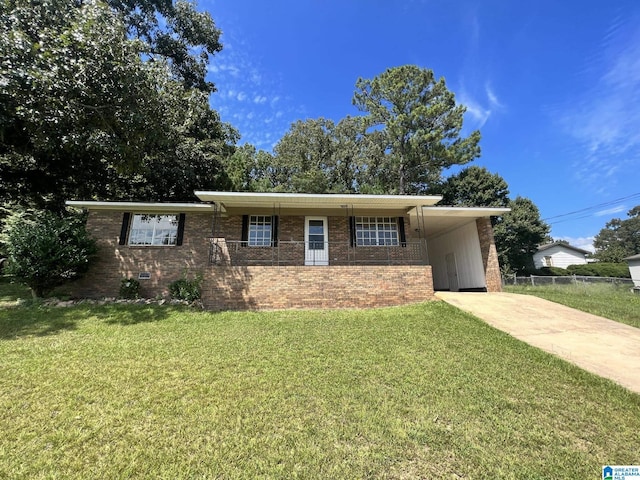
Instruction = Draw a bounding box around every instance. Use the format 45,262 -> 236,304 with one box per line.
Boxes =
503,275 -> 634,287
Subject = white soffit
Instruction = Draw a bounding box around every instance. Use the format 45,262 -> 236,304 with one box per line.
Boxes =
420,206 -> 510,239
195,191 -> 442,211
421,206 -> 510,217
65,201 -> 216,212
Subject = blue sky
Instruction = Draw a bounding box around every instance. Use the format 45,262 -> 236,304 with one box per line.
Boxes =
203,0 -> 640,251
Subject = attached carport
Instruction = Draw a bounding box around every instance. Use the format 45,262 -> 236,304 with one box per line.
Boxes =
419,207 -> 509,292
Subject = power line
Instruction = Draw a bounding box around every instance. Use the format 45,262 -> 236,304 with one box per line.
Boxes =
543,192 -> 640,224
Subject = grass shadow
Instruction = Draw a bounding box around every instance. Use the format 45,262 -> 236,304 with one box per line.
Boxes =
92,303 -> 178,326
0,304 -> 79,339
0,300 -> 186,339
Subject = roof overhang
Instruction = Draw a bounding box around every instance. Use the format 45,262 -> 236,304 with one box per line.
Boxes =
194,191 -> 442,215
536,242 -> 591,255
65,201 -> 216,213
419,206 -> 510,239
421,206 -> 510,217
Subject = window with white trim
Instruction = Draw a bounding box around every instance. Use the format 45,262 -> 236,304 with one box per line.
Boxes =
128,214 -> 179,246
248,215 -> 272,246
355,217 -> 399,246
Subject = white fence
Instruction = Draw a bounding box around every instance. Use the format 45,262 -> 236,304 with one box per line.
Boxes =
503,275 -> 634,287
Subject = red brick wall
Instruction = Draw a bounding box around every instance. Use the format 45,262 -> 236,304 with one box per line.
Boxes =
70,210 -> 435,309
218,214 -> 418,266
476,217 -> 502,292
202,265 -> 434,310
67,211 -> 212,298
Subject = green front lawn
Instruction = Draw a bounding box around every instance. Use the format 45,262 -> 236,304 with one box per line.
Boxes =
504,283 -> 640,329
0,276 -> 30,306
1,299 -> 639,479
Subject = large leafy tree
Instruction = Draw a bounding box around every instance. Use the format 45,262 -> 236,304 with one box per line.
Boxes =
271,117 -> 371,194
224,144 -> 276,192
436,166 -> 510,208
242,116 -> 374,194
0,0 -> 233,211
107,0 -> 223,92
352,65 -> 481,194
593,206 -> 640,262
272,118 -> 336,193
493,196 -> 550,274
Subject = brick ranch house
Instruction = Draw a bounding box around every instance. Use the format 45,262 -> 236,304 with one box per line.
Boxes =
66,191 -> 509,310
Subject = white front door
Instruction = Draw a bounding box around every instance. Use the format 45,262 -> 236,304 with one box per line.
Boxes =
305,216 -> 328,265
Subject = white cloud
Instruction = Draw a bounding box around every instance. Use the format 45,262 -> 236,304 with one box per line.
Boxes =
205,21 -> 302,150
208,62 -> 240,77
485,84 -> 504,110
595,205 -> 626,217
457,77 -> 505,130
557,236 -> 596,253
553,14 -> 640,187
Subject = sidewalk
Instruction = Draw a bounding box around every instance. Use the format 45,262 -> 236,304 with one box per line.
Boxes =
436,291 -> 640,395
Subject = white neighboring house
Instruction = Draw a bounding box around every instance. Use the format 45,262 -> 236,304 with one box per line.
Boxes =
533,242 -> 590,269
624,253 -> 640,288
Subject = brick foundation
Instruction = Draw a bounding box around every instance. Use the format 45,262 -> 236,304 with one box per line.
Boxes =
202,265 -> 434,310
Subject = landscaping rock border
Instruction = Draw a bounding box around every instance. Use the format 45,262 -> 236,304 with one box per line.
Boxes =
27,297 -> 205,309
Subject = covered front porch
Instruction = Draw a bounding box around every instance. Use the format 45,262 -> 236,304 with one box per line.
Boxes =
198,191 -> 439,268
209,238 -> 428,267
194,191 -> 507,308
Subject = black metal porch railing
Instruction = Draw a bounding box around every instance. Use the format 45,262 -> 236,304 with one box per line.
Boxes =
208,239 -> 428,266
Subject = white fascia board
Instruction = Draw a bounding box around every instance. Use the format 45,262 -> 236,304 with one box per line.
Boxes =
65,201 -> 216,212
194,191 -> 442,210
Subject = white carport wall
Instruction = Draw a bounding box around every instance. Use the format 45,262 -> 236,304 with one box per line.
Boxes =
428,221 -> 487,291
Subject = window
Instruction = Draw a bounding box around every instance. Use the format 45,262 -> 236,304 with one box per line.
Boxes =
128,214 -> 179,246
355,217 -> 399,246
248,215 -> 272,246
544,255 -> 553,267
307,219 -> 325,250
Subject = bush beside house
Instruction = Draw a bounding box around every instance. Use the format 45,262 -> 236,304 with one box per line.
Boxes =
1,210 -> 97,297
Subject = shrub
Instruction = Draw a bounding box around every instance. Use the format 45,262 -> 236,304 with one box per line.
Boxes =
119,278 -> 141,299
534,267 -> 570,276
566,263 -> 630,278
1,209 -> 97,297
169,273 -> 202,302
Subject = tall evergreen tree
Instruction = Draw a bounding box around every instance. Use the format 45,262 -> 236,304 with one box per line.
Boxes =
352,65 -> 481,194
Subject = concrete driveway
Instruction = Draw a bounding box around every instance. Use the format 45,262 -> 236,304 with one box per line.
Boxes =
435,291 -> 640,395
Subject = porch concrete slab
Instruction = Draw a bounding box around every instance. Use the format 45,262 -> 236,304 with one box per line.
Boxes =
435,292 -> 640,395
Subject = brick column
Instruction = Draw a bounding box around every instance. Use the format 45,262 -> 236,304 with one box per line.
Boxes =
476,217 -> 502,292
